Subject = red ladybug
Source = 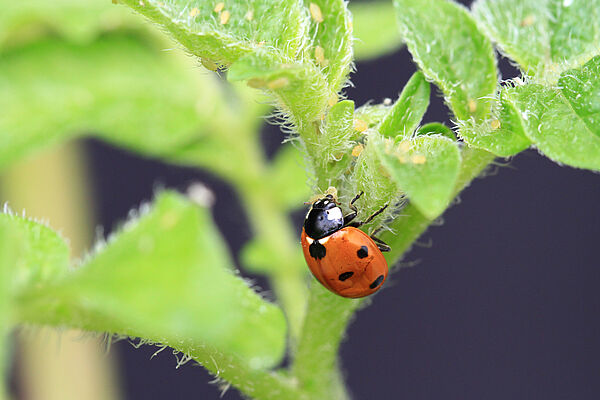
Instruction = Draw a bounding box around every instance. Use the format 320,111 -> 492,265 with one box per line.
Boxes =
300,192 -> 390,298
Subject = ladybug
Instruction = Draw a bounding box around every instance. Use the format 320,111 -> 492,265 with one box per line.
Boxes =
300,192 -> 391,298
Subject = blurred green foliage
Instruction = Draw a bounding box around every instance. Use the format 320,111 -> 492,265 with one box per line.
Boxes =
1,0 -> 599,399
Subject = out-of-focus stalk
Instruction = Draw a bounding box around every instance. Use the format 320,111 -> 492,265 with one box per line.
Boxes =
0,142 -> 121,400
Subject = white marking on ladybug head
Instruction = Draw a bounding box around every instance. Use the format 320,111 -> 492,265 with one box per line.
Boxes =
326,207 -> 343,221
306,236 -> 314,244
319,236 -> 330,244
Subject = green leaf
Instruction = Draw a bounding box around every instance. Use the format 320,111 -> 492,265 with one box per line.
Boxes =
458,88 -> 531,157
513,77 -> 600,170
0,220 -> 16,400
374,134 -> 461,219
268,145 -> 312,210
15,192 -> 287,369
304,0 -> 353,92
416,122 -> 456,140
0,213 -> 70,293
473,0 -> 600,80
0,211 -> 70,399
0,0 -> 149,51
558,55 -> 600,138
394,0 -> 497,120
228,51 -> 330,123
119,0 -> 306,67
0,35 -> 231,169
350,1 -> 403,61
379,71 -> 430,138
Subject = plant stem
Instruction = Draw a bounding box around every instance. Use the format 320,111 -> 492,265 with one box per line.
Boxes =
291,147 -> 494,398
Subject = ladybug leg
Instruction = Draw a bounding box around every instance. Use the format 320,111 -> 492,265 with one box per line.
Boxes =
370,235 -> 391,252
360,203 -> 389,226
343,191 -> 364,226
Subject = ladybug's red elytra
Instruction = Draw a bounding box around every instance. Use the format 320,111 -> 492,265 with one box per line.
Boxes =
300,192 -> 390,298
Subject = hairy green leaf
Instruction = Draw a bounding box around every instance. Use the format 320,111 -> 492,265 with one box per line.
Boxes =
119,0 -> 306,67
15,192 -> 287,369
228,51 -> 330,123
513,82 -> 600,170
417,123 -> 456,140
558,55 -> 600,138
458,88 -> 531,157
304,0 -> 353,92
394,0 -> 497,120
0,35 -> 232,169
473,0 -> 600,80
374,134 -> 461,219
350,1 -> 403,61
379,71 -> 430,138
0,213 -> 70,293
351,137 -> 400,226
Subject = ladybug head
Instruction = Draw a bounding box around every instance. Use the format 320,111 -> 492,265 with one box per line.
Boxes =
304,194 -> 344,239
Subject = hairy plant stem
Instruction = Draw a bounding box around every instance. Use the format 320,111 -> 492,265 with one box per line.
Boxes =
291,147 -> 494,399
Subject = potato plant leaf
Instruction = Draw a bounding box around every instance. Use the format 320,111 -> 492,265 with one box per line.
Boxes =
473,0 -> 600,80
378,71 -> 430,138
417,123 -> 456,140
0,220 -> 16,400
513,59 -> 600,170
458,88 -> 532,157
394,0 -> 497,120
15,192 -> 287,369
227,51 -> 330,123
374,134 -> 461,219
0,213 -> 70,293
118,0 -> 306,67
0,35 -> 232,170
268,144 -> 312,211
0,0 -> 148,50
350,1 -> 403,61
303,0 -> 353,93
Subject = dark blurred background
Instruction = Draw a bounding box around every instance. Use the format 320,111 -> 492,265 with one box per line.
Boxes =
9,0 -> 600,398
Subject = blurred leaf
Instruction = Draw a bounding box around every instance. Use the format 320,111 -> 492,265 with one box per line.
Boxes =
119,0 -> 306,67
304,0 -> 353,92
416,122 -> 456,140
350,1 -> 403,61
379,71 -> 430,138
0,35 -> 231,169
0,213 -> 70,293
354,103 -> 391,128
458,88 -> 531,157
473,0 -> 600,80
268,145 -> 312,210
510,58 -> 600,170
0,220 -> 16,400
16,192 -> 287,369
0,0 -> 149,51
394,0 -> 497,120
0,211 -> 71,399
374,135 -> 461,219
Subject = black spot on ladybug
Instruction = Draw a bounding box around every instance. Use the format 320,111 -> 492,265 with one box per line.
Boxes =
369,274 -> 384,289
357,246 -> 369,259
338,271 -> 354,281
309,240 -> 326,259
